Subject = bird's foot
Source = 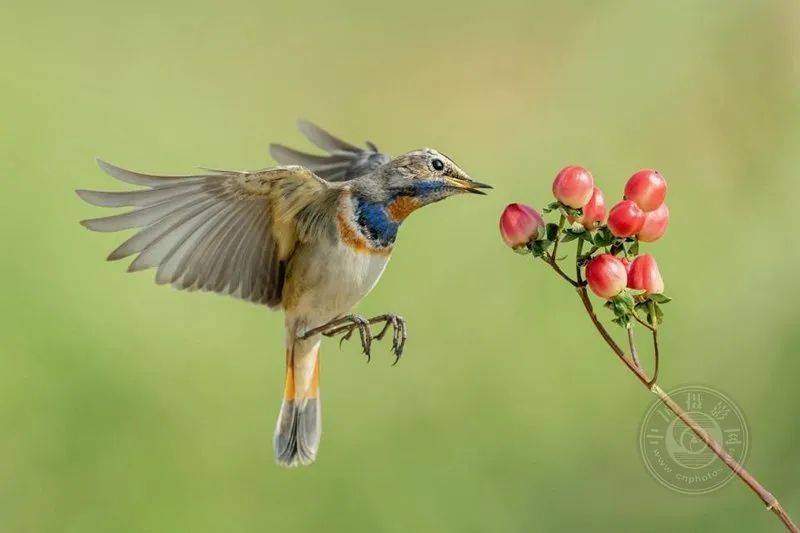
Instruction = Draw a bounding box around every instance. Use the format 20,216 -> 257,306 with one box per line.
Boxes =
300,313 -> 407,364
369,314 -> 407,365
301,314 -> 373,361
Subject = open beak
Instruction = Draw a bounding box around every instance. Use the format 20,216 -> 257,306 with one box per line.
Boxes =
445,175 -> 493,195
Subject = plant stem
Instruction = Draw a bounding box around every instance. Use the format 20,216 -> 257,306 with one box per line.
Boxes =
551,214 -> 566,260
541,255 -> 580,287
648,328 -> 660,388
570,282 -> 798,532
632,313 -> 656,332
627,325 -> 641,367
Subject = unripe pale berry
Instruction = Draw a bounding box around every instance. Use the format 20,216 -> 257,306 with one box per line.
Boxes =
624,169 -> 667,212
499,203 -> 545,250
627,254 -> 665,294
638,203 -> 669,242
607,200 -> 646,238
552,166 -> 594,208
585,254 -> 628,299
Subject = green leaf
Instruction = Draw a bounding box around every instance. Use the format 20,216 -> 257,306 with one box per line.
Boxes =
582,231 -> 594,245
654,303 -> 665,324
561,232 -> 578,243
542,201 -> 561,214
545,223 -> 559,241
649,294 -> 672,304
593,227 -> 616,247
618,291 -> 636,310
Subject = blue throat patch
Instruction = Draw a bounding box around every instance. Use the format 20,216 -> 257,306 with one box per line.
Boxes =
354,197 -> 399,248
351,182 -> 446,248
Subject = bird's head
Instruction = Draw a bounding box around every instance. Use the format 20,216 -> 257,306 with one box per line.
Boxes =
372,148 -> 491,208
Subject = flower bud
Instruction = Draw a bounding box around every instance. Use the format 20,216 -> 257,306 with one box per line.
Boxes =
627,254 -> 665,294
624,169 -> 667,212
569,186 -> 606,230
585,254 -> 628,299
499,203 -> 545,250
552,166 -> 594,208
607,200 -> 646,238
637,203 -> 669,242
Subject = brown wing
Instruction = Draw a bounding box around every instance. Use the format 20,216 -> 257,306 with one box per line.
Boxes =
77,160 -> 337,307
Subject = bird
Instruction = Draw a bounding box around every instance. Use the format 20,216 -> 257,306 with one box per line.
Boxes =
76,120 -> 491,466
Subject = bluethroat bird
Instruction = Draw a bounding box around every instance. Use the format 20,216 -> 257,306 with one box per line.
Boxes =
77,121 -> 491,466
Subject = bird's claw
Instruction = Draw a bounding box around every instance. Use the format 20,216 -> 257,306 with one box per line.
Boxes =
373,314 -> 407,365
323,314 -> 373,362
310,313 -> 407,365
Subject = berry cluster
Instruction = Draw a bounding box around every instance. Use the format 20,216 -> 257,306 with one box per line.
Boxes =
499,168 -> 800,531
499,166 -> 671,328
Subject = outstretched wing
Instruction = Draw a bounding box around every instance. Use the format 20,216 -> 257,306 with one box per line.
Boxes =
269,120 -> 390,182
77,160 -> 338,307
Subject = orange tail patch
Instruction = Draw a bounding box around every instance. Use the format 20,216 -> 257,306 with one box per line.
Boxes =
283,347 -> 320,400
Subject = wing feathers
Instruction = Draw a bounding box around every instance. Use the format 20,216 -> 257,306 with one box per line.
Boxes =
79,161 -> 336,308
106,197 -> 219,261
270,121 -> 389,182
96,158 -> 211,187
76,182 -> 207,208
297,120 -> 361,153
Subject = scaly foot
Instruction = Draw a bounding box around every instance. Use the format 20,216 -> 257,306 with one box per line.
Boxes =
300,313 -> 407,364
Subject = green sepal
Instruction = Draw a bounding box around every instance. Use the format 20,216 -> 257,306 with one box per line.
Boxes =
605,289 -> 638,328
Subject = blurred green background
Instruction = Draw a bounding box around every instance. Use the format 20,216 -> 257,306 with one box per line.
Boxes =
2,0 -> 799,531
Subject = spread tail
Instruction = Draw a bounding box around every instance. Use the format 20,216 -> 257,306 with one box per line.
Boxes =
274,334 -> 321,467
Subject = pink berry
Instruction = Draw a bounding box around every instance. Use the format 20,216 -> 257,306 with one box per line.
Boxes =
499,203 -> 545,250
638,203 -> 669,242
627,254 -> 665,294
624,169 -> 667,212
553,166 -> 594,208
607,200 -> 646,238
585,254 -> 628,299
571,186 -> 606,230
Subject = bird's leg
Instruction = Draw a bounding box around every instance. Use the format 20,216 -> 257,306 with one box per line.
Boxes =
300,313 -> 407,365
301,315 -> 373,361
368,314 -> 407,365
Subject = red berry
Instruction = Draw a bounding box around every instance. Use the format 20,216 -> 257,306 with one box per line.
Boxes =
499,203 -> 545,250
553,166 -> 594,208
624,169 -> 667,212
628,254 -> 664,294
570,186 -> 606,230
638,203 -> 669,242
620,257 -> 632,274
607,200 -> 646,238
585,254 -> 628,299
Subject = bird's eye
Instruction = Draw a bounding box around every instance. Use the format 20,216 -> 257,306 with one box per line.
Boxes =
431,158 -> 445,171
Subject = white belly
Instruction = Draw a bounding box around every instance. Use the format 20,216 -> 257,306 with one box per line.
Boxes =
284,240 -> 390,325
